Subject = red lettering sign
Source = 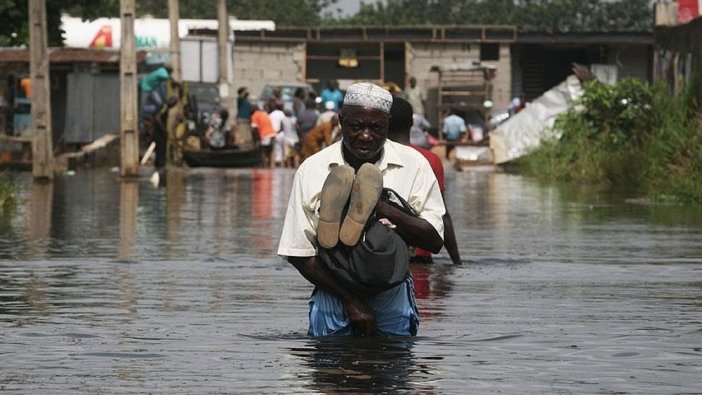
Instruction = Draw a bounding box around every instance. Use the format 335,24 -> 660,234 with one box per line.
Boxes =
89,25 -> 113,48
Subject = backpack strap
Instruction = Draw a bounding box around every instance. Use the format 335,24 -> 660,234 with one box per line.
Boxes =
381,187 -> 419,217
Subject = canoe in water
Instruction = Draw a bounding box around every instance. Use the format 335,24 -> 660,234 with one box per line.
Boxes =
182,146 -> 262,168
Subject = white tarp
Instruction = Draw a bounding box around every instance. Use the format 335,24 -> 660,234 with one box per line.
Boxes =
455,146 -> 490,162
489,75 -> 584,164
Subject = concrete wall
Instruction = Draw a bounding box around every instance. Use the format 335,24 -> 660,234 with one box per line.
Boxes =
233,39 -> 512,124
609,44 -> 651,81
233,42 -> 306,100
407,42 -> 512,124
482,44 -> 512,110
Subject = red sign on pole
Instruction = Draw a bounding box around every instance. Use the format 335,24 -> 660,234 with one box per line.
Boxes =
677,0 -> 702,23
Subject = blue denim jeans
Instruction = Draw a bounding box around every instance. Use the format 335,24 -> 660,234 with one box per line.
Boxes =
307,276 -> 419,336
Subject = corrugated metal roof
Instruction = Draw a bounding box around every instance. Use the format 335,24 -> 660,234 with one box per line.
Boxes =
517,32 -> 653,45
0,48 -> 146,63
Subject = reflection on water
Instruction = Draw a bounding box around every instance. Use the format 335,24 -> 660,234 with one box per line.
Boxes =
1,167 -> 701,393
289,337 -> 433,393
118,180 -> 138,261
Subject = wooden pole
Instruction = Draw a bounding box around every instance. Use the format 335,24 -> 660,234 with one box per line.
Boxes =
118,180 -> 138,260
120,0 -> 139,177
217,0 -> 233,114
28,0 -> 54,180
168,0 -> 182,81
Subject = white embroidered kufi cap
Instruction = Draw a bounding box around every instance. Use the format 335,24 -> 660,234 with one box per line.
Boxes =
342,82 -> 393,114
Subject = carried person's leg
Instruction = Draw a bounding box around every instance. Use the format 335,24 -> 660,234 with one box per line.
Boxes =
339,163 -> 383,247
317,165 -> 355,249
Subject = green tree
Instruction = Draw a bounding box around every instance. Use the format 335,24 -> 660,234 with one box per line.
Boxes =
0,0 -> 29,46
332,0 -> 652,32
0,0 -> 120,47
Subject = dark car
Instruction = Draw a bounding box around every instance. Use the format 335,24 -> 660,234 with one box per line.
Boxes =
187,82 -> 220,128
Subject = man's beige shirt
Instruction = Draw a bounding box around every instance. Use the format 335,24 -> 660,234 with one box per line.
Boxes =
277,140 -> 445,258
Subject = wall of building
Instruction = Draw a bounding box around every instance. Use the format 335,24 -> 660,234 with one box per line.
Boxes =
513,42 -> 652,102
483,44 -> 512,110
64,72 -> 120,144
233,42 -> 306,100
232,39 -> 513,125
610,44 -> 651,81
407,42 -> 512,124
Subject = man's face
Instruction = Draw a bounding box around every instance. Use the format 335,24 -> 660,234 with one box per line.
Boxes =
339,106 -> 389,161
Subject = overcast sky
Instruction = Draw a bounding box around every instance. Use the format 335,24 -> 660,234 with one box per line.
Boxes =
324,0 -> 381,17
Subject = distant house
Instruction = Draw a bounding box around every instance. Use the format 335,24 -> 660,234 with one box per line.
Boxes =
229,25 -> 654,123
232,25 -> 516,125
512,32 -> 654,101
0,47 -> 146,146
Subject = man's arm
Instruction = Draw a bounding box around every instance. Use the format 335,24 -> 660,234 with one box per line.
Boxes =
375,199 -> 443,254
288,256 -> 377,335
442,208 -> 462,265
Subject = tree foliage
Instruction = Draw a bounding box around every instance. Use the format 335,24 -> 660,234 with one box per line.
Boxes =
332,0 -> 652,32
514,79 -> 702,203
0,0 -> 29,46
0,0 -> 120,47
0,0 -> 651,47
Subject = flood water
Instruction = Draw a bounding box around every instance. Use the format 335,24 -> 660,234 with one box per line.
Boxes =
1,167 -> 701,393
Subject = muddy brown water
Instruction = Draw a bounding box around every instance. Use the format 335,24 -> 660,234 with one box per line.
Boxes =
1,167 -> 701,393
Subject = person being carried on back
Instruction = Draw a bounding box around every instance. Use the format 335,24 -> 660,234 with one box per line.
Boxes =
278,82 -> 446,337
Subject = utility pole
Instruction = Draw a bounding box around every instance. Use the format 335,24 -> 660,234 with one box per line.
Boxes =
168,0 -> 181,81
217,0 -> 233,115
28,0 -> 54,180
120,0 -> 139,177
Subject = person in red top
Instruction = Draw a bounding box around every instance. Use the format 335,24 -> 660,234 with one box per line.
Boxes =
388,97 -> 462,265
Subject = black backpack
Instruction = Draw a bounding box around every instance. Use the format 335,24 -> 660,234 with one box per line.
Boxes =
318,188 -> 417,297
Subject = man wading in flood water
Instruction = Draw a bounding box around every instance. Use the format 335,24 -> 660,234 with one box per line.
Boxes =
278,82 -> 445,336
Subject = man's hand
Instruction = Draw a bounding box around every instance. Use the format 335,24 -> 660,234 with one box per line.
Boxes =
345,297 -> 377,336
374,196 -> 443,253
289,256 -> 377,335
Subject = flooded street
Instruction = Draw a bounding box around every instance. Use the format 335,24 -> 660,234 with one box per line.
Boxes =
1,167 -> 701,393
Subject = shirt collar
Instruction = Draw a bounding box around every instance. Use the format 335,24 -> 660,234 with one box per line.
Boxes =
327,139 -> 405,172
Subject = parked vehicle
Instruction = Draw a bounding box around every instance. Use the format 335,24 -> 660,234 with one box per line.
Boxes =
187,81 -> 220,127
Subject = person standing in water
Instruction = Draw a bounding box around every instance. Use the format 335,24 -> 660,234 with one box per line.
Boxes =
278,82 -> 445,336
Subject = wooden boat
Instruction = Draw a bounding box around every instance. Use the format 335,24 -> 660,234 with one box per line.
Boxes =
182,145 -> 262,168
